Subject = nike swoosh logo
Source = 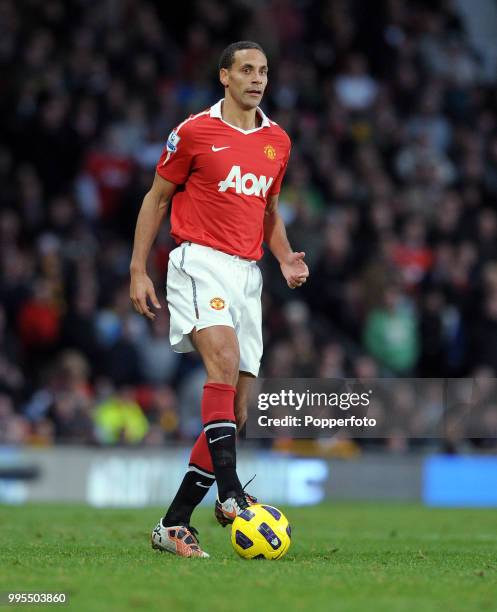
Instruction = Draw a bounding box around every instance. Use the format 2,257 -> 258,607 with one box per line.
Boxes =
196,481 -> 211,488
212,145 -> 230,152
208,433 -> 232,444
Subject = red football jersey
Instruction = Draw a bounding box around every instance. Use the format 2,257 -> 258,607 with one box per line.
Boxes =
156,99 -> 291,260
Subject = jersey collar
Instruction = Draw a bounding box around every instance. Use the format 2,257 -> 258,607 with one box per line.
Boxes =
210,99 -> 270,134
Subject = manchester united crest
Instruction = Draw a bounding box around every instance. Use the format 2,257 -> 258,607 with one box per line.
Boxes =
210,297 -> 225,310
264,144 -> 276,160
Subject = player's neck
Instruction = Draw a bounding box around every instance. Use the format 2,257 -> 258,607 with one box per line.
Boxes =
221,96 -> 260,131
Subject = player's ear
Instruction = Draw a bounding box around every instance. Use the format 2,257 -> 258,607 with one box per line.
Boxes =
219,68 -> 229,88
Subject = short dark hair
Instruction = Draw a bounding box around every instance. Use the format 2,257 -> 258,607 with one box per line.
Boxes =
218,41 -> 266,71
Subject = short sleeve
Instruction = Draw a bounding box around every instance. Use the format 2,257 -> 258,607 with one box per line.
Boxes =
268,143 -> 291,196
156,123 -> 195,185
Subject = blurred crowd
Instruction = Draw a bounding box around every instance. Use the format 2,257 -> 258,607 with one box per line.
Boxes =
1,0 -> 497,450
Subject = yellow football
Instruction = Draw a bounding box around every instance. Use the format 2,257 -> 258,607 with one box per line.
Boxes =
231,503 -> 291,560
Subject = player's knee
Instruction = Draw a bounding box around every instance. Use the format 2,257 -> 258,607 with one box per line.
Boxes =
208,345 -> 240,384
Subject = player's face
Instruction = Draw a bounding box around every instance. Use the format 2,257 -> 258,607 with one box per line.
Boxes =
221,49 -> 268,110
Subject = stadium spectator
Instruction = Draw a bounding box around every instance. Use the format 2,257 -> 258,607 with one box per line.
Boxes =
93,387 -> 149,445
363,284 -> 419,374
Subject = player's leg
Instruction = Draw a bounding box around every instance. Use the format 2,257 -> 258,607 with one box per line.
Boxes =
213,260 -> 263,524
151,427 -> 213,557
191,325 -> 246,504
214,370 -> 258,526
234,370 -> 255,431
162,431 -> 214,526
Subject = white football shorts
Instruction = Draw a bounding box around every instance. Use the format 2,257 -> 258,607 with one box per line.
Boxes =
166,242 -> 263,376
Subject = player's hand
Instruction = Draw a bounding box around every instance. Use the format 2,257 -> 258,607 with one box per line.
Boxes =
130,271 -> 161,320
280,252 -> 309,289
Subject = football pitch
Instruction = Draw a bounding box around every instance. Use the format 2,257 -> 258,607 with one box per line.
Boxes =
1,502 -> 496,611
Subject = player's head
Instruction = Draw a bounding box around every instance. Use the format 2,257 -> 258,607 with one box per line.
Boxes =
219,41 -> 268,110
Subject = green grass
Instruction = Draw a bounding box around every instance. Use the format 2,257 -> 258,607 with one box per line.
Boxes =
0,503 -> 496,612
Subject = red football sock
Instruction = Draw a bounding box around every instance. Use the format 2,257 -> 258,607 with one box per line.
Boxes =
189,431 -> 214,475
201,382 -> 241,500
201,382 -> 236,425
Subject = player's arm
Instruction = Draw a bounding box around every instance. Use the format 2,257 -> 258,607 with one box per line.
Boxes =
130,172 -> 176,319
264,195 -> 309,289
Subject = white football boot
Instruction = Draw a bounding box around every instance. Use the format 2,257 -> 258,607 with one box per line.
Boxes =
151,521 -> 209,558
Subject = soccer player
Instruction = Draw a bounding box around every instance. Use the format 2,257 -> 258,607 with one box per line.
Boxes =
130,41 -> 309,557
